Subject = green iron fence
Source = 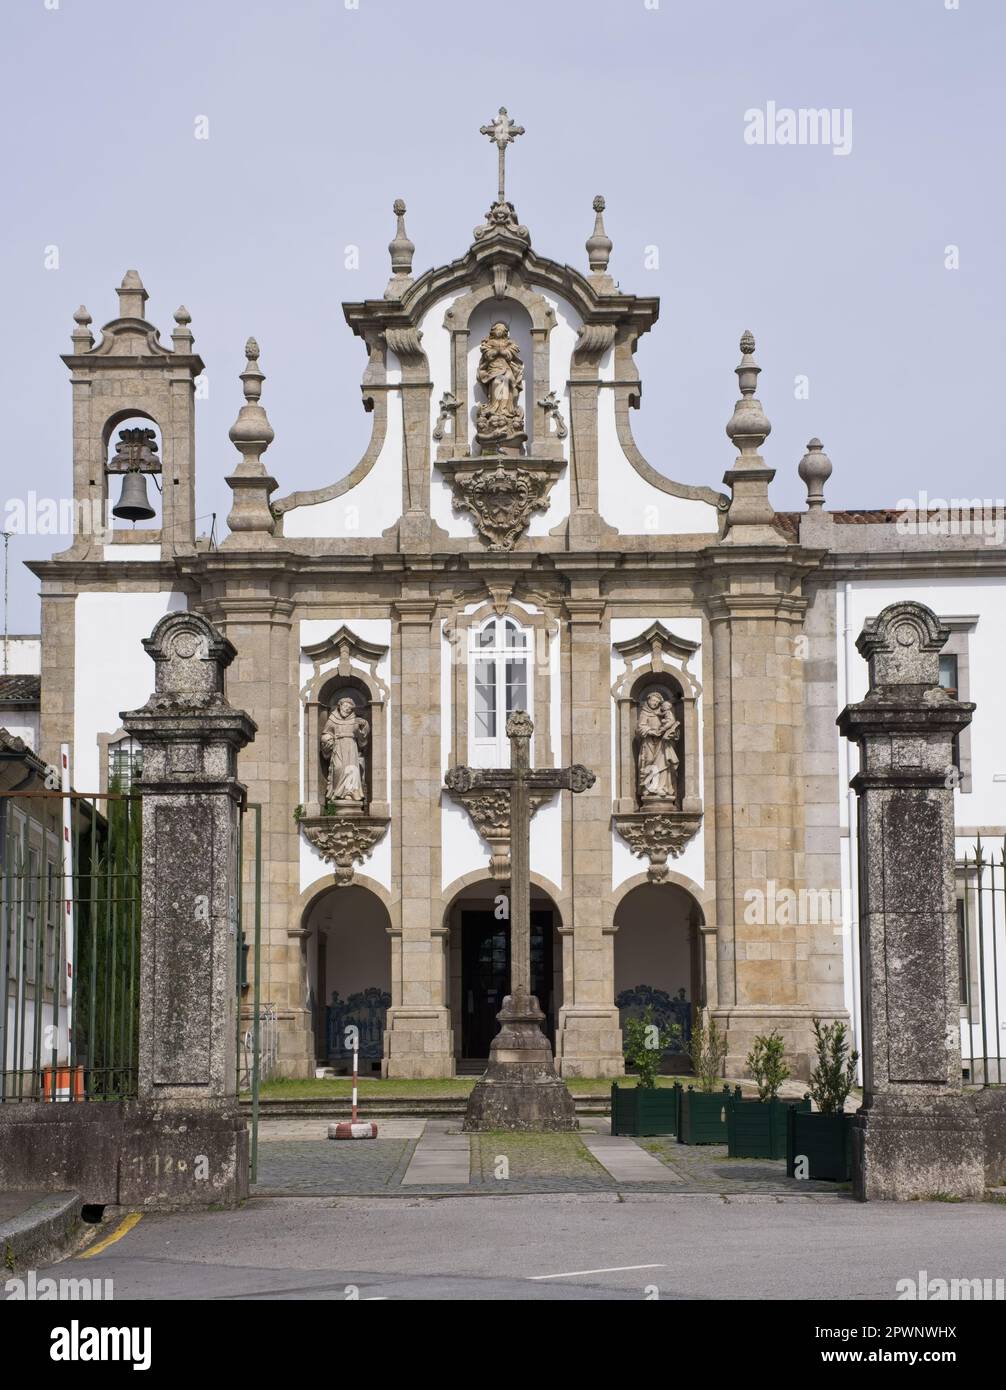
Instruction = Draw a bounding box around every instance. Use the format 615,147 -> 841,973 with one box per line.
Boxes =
0,789 -> 142,1103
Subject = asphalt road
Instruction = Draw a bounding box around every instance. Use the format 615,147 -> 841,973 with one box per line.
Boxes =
39,1193 -> 1006,1301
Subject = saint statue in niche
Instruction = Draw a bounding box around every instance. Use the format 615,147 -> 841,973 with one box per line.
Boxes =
321,696 -> 370,806
475,321 -> 526,447
636,690 -> 679,805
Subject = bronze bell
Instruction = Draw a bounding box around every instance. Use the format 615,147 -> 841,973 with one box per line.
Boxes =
111,470 -> 156,522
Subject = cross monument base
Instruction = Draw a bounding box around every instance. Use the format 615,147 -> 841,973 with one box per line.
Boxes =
462,989 -> 577,1132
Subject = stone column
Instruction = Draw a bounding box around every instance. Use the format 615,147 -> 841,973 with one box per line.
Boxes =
555,585 -> 622,1077
120,611 -> 256,1208
383,595 -> 453,1077
838,600 -> 984,1201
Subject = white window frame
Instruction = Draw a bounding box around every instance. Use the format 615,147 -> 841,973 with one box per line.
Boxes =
467,617 -> 533,767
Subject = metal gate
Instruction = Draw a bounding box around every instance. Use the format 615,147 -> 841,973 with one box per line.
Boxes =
237,801 -> 264,1181
0,789 -> 141,1103
959,838 -> 1006,1087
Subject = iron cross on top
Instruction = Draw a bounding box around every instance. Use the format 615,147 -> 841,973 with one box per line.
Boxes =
480,106 -> 525,204
445,711 -> 595,1005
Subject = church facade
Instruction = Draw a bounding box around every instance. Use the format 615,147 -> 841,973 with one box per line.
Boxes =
24,114 -> 1006,1081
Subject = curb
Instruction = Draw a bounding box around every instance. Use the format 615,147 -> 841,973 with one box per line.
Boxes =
240,1097 -> 611,1120
1,1192 -> 83,1273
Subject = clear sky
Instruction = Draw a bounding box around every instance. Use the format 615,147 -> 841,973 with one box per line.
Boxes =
1,0 -> 1001,630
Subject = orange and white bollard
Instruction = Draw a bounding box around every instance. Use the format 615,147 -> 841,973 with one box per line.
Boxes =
328,1044 -> 378,1140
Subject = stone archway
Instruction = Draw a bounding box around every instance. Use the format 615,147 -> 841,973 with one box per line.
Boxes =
613,881 -> 704,1074
443,878 -> 563,1069
301,884 -> 392,1074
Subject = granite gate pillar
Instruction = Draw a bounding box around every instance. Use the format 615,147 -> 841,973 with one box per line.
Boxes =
120,611 -> 256,1207
838,600 -> 985,1201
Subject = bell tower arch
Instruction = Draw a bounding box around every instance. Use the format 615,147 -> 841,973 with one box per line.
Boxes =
60,270 -> 204,560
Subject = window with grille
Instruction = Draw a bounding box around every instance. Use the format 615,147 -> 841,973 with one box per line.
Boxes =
108,738 -> 144,791
468,617 -> 532,767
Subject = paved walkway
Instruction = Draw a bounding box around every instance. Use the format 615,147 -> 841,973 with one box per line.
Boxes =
250,1116 -> 846,1198
401,1121 -> 470,1185
583,1135 -> 682,1183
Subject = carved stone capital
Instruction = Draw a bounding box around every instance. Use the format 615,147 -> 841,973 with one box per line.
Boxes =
299,813 -> 390,887
436,455 -> 565,551
446,785 -> 551,879
612,811 -> 702,882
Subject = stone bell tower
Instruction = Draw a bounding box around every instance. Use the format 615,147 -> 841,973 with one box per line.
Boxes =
59,270 -> 204,560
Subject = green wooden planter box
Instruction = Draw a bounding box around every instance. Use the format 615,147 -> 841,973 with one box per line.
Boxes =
786,1108 -> 854,1181
610,1082 -> 679,1136
677,1085 -> 738,1145
727,1096 -> 811,1159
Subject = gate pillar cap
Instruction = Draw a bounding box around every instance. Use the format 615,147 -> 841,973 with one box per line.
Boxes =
855,601 -> 948,690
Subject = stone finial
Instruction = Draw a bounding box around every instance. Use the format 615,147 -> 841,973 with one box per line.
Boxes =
384,198 -> 415,300
228,337 -> 273,454
855,601 -> 950,691
117,268 -> 149,320
224,337 -> 277,542
172,304 -> 194,353
725,330 -> 772,455
721,330 -> 778,542
71,305 -> 93,351
586,195 -> 613,274
798,437 -> 832,510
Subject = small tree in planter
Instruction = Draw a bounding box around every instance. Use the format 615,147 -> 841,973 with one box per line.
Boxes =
678,1010 -> 734,1144
727,1031 -> 809,1159
750,1030 -> 789,1101
611,1007 -> 680,1136
787,1019 -> 860,1181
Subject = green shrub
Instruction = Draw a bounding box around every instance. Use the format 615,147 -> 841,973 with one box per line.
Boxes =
622,1006 -> 679,1089
687,1009 -> 728,1092
747,1030 -> 790,1101
808,1018 -> 859,1114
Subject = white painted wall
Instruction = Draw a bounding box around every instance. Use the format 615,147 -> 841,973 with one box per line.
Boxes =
596,363 -> 719,536
103,545 -> 161,562
1,637 -> 41,674
283,354 -> 404,538
73,591 -> 187,791
609,616 -> 705,893
297,618 -> 392,893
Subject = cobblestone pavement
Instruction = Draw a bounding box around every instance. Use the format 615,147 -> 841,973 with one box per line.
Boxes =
251,1117 -> 849,1198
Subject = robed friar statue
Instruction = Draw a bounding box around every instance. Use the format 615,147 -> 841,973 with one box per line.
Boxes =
636,690 -> 679,805
322,697 -> 369,806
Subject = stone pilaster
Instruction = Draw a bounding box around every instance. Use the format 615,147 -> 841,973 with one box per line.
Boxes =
838,600 -> 984,1201
700,548 -> 840,1076
383,594 -> 453,1077
120,611 -> 255,1207
555,584 -> 622,1077
194,561 -> 305,1077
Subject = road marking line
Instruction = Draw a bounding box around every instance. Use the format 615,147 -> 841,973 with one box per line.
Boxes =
529,1262 -> 665,1281
79,1212 -> 142,1258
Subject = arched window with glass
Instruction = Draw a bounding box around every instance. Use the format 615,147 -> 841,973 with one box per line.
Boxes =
469,617 -> 532,767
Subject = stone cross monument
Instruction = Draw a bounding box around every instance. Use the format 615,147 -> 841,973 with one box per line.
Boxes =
120,611 -> 256,1207
446,711 -> 595,1130
838,600 -> 985,1200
